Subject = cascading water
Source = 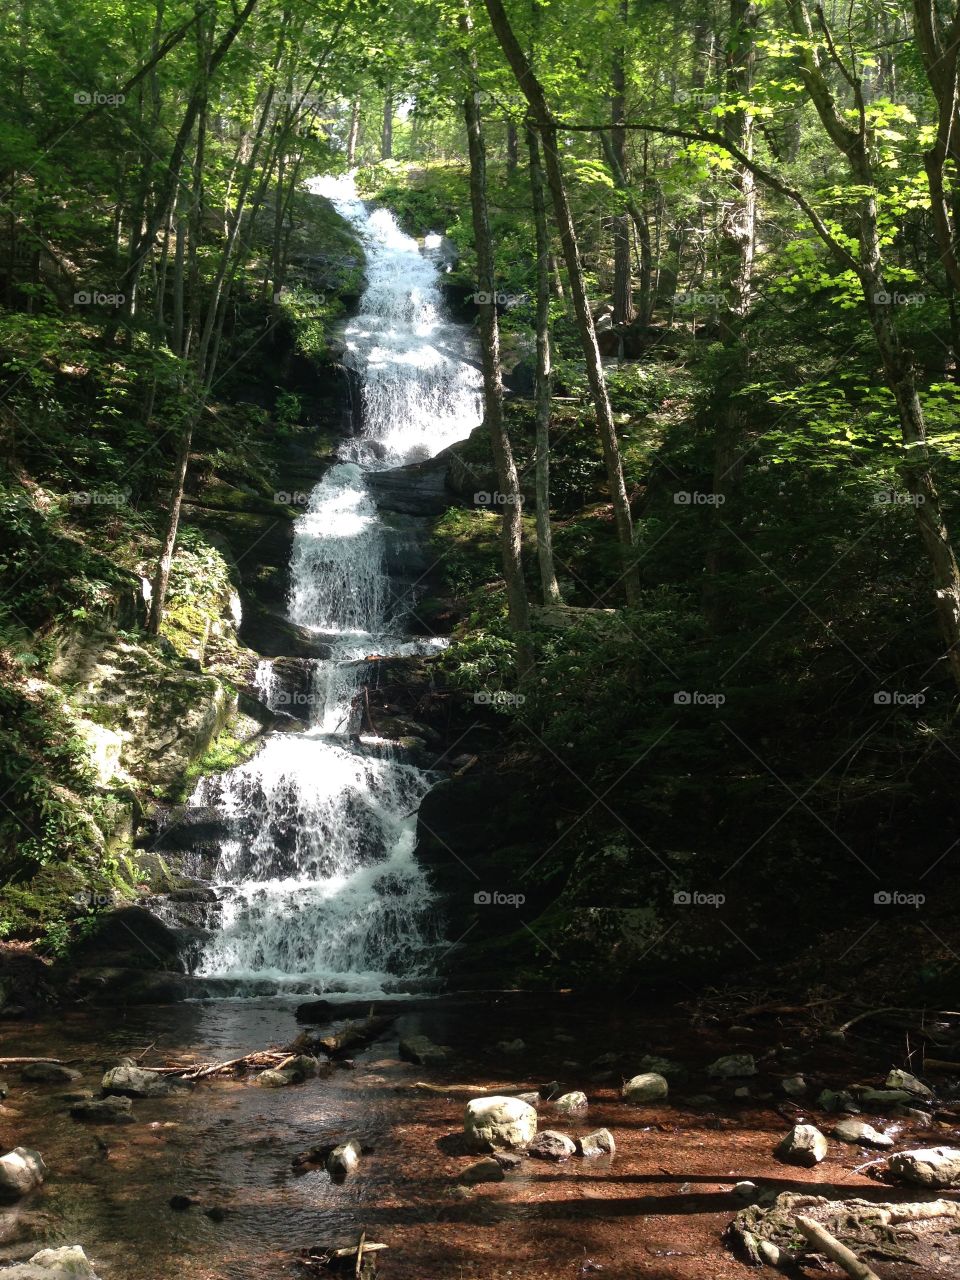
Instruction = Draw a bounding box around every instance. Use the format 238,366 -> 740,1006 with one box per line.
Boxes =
190,174 -> 481,994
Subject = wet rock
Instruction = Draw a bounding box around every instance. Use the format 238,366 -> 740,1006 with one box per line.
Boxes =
528,1130 -> 576,1161
204,1206 -> 227,1222
891,1104 -> 933,1126
577,1129 -> 616,1158
886,1068 -> 933,1100
70,1096 -> 134,1124
458,1157 -> 505,1185
781,1074 -> 806,1097
622,1072 -> 668,1103
256,1068 -> 297,1088
20,1063 -> 80,1085
775,1124 -> 828,1166
326,1139 -> 362,1180
101,1062 -> 180,1098
169,1195 -> 197,1211
496,1038 -> 525,1054
888,1146 -> 960,1188
832,1118 -> 893,1148
398,1035 -> 450,1067
858,1088 -> 914,1108
464,1096 -> 537,1152
59,1090 -> 93,1103
707,1054 -> 757,1079
513,1091 -> 540,1106
492,1151 -> 523,1170
555,1090 -> 588,1116
0,1245 -> 101,1278
817,1088 -> 859,1114
0,1149 -> 46,1200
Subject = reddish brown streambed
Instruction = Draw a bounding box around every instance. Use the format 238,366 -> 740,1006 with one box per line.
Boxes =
0,992 -> 957,1278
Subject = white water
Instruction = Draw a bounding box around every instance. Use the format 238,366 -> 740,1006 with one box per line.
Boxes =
191,174 -> 482,995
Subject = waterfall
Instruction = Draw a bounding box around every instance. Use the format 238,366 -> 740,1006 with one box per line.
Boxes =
191,174 -> 482,995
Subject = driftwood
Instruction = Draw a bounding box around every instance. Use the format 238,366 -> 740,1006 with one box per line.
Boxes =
155,1050 -> 293,1080
795,1215 -> 881,1280
923,1057 -> 960,1072
312,1014 -> 394,1057
300,1233 -> 386,1276
0,1056 -> 64,1066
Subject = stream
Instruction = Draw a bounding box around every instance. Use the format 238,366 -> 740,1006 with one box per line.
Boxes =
1,180 -> 955,1280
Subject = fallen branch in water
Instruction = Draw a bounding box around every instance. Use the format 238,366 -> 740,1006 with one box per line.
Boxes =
795,1215 -> 880,1280
0,1056 -> 64,1066
154,1049 -> 293,1079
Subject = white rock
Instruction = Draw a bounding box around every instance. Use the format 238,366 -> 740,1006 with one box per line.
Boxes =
0,1245 -> 101,1278
621,1072 -> 668,1103
577,1128 -> 615,1158
832,1118 -> 893,1148
775,1123 -> 828,1166
326,1139 -> 361,1179
464,1096 -> 537,1151
555,1090 -> 588,1115
0,1148 -> 46,1199
888,1146 -> 960,1188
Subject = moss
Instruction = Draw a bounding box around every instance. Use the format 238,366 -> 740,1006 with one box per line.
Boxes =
172,716 -> 264,802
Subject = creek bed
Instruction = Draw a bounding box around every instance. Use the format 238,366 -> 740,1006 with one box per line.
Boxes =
1,992 -> 953,1278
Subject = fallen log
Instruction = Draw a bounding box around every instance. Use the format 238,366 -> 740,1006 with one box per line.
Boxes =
307,1015 -> 394,1058
795,1215 -> 880,1280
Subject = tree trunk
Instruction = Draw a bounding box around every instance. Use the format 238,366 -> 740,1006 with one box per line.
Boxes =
703,0 -> 759,625
611,0 -> 634,328
483,0 -> 639,605
527,123 -> 561,605
462,11 -> 532,670
381,87 -> 393,160
347,95 -> 361,165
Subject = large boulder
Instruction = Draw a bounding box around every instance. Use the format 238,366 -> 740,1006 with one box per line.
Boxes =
0,1246 -> 101,1278
464,1096 -> 537,1152
888,1147 -> 960,1188
71,908 -> 182,973
0,1149 -> 46,1200
622,1072 -> 668,1103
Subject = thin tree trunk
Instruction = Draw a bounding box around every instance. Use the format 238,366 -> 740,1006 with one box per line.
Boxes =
381,87 -> 393,160
462,10 -> 532,670
611,0 -> 634,328
527,124 -> 561,605
347,95 -> 361,165
483,0 -> 639,605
